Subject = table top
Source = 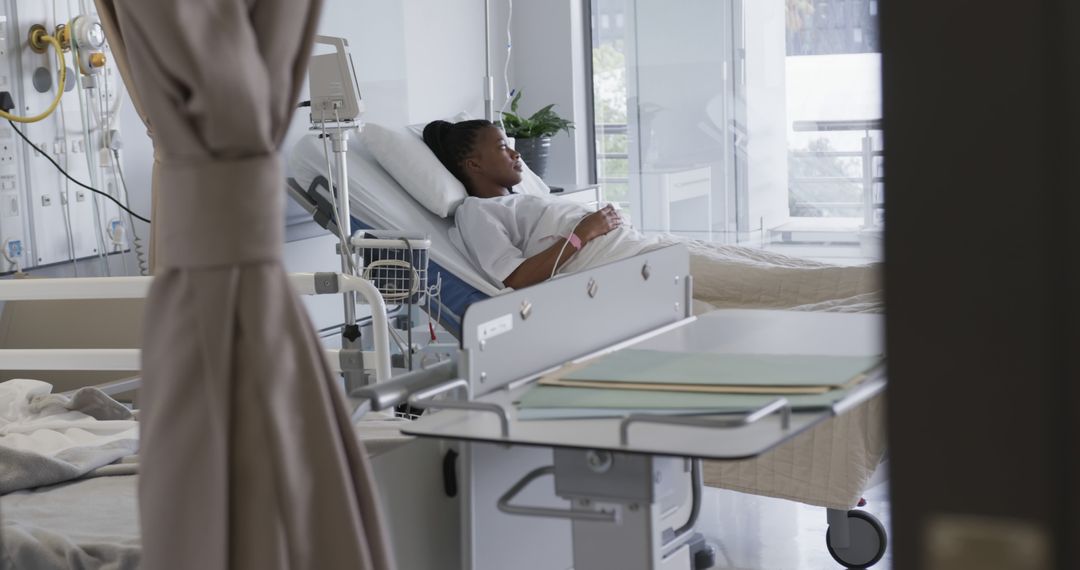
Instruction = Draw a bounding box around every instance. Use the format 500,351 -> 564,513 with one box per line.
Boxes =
401,309 -> 884,460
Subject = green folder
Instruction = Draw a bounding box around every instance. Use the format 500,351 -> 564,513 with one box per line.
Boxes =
560,350 -> 881,389
517,385 -> 852,412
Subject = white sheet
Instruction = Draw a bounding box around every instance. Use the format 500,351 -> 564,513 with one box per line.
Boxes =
0,379 -> 138,493
288,133 -> 504,297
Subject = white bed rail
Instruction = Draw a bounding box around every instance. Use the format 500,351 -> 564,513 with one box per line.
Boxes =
0,273 -> 392,381
0,348 -> 374,375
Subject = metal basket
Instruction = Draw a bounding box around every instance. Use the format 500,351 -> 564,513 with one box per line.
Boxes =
352,231 -> 431,304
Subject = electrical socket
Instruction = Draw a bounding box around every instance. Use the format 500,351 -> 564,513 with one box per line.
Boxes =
6,239 -> 22,257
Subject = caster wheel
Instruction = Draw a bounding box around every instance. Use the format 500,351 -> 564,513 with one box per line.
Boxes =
826,509 -> 887,568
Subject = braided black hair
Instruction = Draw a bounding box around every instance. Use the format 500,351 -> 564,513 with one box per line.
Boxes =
422,119 -> 494,191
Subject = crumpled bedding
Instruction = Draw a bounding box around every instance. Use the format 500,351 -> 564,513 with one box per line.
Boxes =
0,405 -> 413,570
0,380 -> 139,495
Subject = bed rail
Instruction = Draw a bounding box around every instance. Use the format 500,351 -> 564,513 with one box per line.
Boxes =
0,272 -> 393,381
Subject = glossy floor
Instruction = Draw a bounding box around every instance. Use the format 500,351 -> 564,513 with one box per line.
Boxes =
696,483 -> 892,569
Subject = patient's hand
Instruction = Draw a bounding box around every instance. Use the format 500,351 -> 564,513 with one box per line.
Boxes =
575,204 -> 623,243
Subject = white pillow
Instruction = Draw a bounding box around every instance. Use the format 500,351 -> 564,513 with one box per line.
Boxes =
360,122 -> 469,217
409,111 -> 551,197
365,117 -> 553,219
406,111 -> 472,138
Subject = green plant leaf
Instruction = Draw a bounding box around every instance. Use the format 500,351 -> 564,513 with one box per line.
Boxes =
500,90 -> 574,138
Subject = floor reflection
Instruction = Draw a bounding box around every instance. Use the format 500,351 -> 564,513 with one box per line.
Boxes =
696,483 -> 892,569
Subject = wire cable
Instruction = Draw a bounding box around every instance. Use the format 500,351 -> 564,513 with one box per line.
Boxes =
8,120 -> 150,223
550,216 -> 587,279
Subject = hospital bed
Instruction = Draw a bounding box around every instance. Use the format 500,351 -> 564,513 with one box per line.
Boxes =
288,133 -> 503,338
287,133 -> 890,568
0,272 -> 459,570
346,245 -> 889,569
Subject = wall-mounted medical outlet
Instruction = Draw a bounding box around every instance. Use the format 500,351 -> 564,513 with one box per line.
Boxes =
40,195 -> 51,207
6,239 -> 22,258
75,190 -> 85,202
2,192 -> 17,217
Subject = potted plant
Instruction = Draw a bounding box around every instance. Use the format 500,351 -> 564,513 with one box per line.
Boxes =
500,91 -> 574,180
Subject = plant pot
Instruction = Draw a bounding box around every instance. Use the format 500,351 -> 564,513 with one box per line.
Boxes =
514,136 -> 552,180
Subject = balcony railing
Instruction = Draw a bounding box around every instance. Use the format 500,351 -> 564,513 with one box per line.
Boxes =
790,119 -> 884,227
594,123 -> 632,204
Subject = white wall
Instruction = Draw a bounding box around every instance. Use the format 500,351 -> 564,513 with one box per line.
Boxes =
116,0 -> 488,268
402,1 -> 487,123
742,0 -> 790,234
489,0 -> 590,187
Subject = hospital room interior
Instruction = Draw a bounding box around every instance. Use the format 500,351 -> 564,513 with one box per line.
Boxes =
0,0 -> 1076,569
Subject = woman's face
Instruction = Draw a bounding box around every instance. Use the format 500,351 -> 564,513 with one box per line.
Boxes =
465,126 -> 524,193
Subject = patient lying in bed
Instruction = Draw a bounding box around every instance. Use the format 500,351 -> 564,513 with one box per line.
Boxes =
424,119 -> 881,312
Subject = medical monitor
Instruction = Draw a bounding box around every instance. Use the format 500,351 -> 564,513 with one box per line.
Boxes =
309,35 -> 364,123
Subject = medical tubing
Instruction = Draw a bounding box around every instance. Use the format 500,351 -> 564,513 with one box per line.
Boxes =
8,121 -> 151,223
1,34 -> 65,123
87,57 -> 123,133
59,189 -> 80,276
361,259 -> 420,301
113,150 -> 148,275
402,237 -> 414,371
53,32 -> 80,277
72,36 -> 111,276
550,215 -> 587,279
503,0 -> 513,105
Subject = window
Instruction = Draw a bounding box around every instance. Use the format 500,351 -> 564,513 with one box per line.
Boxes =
589,0 -> 882,260
784,0 -> 883,257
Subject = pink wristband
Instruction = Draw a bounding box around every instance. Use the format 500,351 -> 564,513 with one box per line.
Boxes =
566,232 -> 583,250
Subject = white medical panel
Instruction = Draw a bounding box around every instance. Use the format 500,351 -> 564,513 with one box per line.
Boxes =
0,0 -> 124,273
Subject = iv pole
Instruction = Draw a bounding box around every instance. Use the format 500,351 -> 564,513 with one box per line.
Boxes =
483,0 -> 495,122
310,35 -> 367,392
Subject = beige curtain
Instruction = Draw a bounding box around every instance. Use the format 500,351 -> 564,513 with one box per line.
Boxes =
94,1 -> 395,568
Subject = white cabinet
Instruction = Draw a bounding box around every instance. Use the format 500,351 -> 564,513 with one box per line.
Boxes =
639,166 -> 712,239
551,185 -> 603,209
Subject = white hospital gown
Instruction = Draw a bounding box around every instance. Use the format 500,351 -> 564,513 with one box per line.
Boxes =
448,194 -> 662,288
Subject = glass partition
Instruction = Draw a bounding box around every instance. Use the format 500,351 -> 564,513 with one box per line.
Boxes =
590,0 -> 882,260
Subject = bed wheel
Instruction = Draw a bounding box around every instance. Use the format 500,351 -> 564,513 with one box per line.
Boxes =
825,509 -> 887,568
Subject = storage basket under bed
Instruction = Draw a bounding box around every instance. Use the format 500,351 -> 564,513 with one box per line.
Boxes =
352,230 -> 431,304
